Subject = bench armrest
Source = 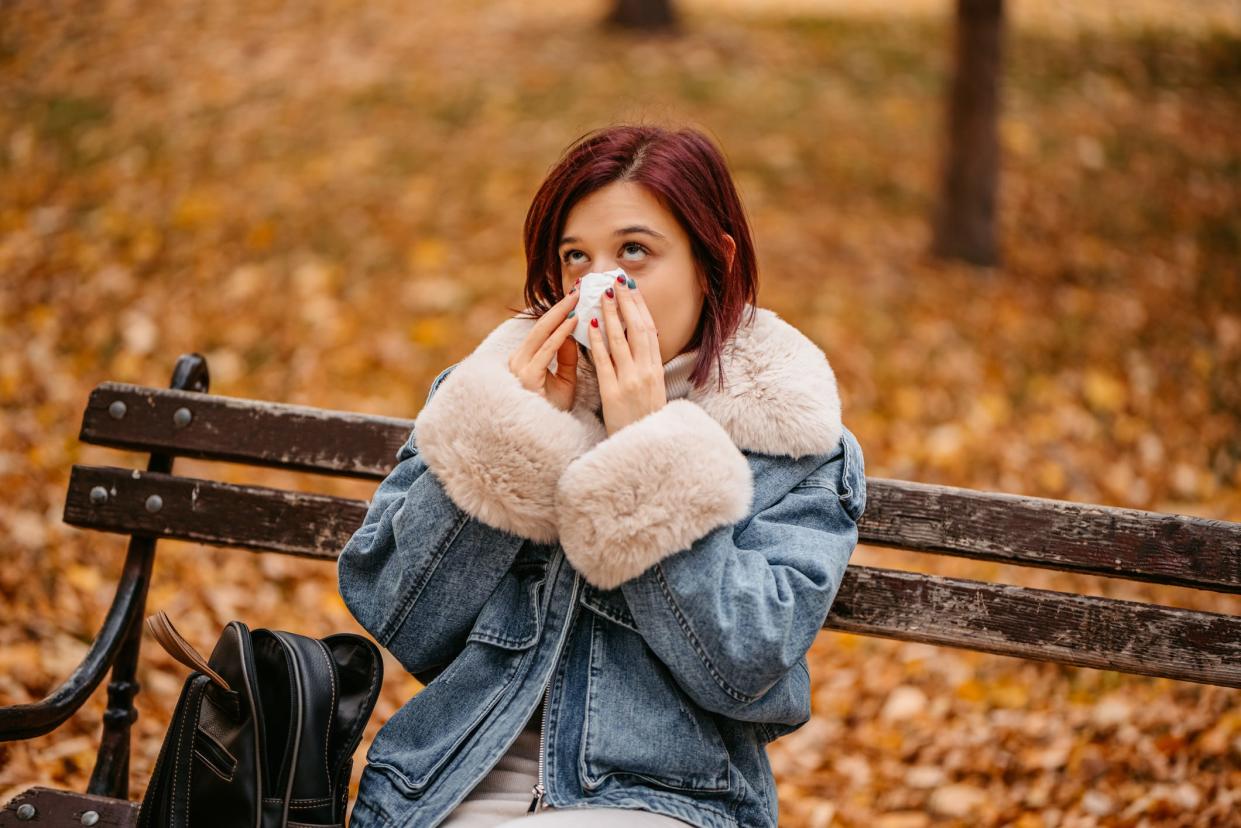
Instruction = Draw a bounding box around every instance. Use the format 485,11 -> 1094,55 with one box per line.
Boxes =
0,540 -> 151,742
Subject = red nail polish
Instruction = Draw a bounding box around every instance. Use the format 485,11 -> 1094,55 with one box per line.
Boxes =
605,287 -> 614,298
616,274 -> 626,283
591,317 -> 599,328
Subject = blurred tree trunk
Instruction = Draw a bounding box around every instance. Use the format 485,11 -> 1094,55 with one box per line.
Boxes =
931,0 -> 1005,267
605,0 -> 679,31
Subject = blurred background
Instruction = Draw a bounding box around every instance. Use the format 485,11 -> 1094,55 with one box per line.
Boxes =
1,0 -> 1238,825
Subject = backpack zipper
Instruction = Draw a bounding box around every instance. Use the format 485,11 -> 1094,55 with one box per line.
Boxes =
528,569 -> 581,814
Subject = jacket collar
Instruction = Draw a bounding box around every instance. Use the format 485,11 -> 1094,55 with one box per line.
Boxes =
467,303 -> 843,459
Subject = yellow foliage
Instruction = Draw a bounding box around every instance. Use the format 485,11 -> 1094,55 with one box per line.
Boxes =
1,3 -> 1238,826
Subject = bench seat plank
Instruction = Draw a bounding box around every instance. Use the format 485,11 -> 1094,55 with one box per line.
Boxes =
0,786 -> 138,826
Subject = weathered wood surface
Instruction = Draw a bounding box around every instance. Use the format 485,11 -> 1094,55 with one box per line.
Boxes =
63,464 -> 1241,688
75,381 -> 1241,593
0,786 -> 138,827
80,382 -> 412,478
64,464 -> 368,561
862,478 -> 1240,593
828,566 -> 1241,689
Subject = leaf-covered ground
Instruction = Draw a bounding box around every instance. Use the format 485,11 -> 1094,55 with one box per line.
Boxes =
1,1 -> 1238,825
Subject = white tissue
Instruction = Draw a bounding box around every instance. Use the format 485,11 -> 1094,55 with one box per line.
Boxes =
571,268 -> 629,357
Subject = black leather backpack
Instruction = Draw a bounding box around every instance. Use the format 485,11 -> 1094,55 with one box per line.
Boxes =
137,610 -> 383,828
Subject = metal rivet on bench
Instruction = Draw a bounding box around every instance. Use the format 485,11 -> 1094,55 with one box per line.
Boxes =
15,803 -> 36,820
90,485 -> 109,504
81,811 -> 100,826
173,406 -> 193,428
145,494 -> 163,513
108,400 -> 126,419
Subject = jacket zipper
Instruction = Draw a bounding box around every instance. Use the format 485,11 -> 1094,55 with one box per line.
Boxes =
526,680 -> 553,814
528,569 -> 581,815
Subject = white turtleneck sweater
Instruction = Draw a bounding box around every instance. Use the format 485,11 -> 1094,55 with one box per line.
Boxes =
660,348 -> 699,400
569,341 -> 699,402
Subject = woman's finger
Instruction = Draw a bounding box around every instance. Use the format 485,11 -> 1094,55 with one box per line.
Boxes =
612,275 -> 652,370
549,326 -> 578,384
529,312 -> 578,378
626,281 -> 661,366
599,286 -> 634,376
587,318 -> 616,395
513,289 -> 578,366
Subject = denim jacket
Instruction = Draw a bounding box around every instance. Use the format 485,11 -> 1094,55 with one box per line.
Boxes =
337,304 -> 867,828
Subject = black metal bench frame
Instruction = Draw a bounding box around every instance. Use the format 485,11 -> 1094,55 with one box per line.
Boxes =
2,352 -> 1238,825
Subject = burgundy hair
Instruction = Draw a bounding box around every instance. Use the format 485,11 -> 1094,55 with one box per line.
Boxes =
515,123 -> 759,393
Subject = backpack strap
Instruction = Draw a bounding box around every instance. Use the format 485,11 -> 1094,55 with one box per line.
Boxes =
146,610 -> 233,692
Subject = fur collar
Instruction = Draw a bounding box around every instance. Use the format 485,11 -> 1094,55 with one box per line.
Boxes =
467,304 -> 843,460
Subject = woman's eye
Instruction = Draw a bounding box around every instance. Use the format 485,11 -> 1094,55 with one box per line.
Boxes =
562,243 -> 647,265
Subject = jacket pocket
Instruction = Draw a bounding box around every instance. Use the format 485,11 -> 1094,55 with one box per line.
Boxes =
578,582 -> 639,634
365,641 -> 521,798
578,613 -> 732,793
365,566 -> 544,797
466,565 -> 547,650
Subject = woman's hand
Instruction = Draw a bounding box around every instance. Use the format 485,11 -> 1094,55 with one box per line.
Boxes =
507,285 -> 580,412
589,273 -> 664,437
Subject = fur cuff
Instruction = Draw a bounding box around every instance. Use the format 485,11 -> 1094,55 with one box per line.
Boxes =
556,400 -> 754,589
413,355 -> 605,543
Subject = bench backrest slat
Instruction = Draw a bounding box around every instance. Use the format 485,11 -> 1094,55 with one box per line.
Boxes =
831,565 -> 1241,688
81,383 -> 410,478
62,460 -> 1241,688
77,383 -> 1241,594
864,479 -> 1241,594
64,465 -> 366,561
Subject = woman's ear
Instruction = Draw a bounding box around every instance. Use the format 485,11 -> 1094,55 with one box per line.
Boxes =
722,233 -> 736,274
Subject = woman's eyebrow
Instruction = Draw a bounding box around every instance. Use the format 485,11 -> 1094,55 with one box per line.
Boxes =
559,225 -> 668,246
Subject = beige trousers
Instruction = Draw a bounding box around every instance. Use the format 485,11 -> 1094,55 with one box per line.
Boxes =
437,722 -> 693,827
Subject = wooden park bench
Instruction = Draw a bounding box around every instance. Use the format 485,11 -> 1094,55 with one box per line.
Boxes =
2,352 -> 1239,825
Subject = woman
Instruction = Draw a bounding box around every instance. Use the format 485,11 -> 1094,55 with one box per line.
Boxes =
337,124 -> 867,828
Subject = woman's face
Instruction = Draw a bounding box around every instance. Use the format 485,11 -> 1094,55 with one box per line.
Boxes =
557,180 -> 711,365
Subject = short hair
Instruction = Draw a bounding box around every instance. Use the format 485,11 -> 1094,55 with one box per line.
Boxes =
516,122 -> 759,393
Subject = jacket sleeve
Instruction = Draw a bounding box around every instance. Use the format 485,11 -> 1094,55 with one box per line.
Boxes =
336,364 -> 528,680
558,404 -> 867,718
409,338 -> 607,543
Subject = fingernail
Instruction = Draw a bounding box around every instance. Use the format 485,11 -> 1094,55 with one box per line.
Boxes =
605,287 -> 614,298
616,274 -> 626,283
591,317 -> 599,328
568,310 -> 575,318
627,278 -> 636,289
